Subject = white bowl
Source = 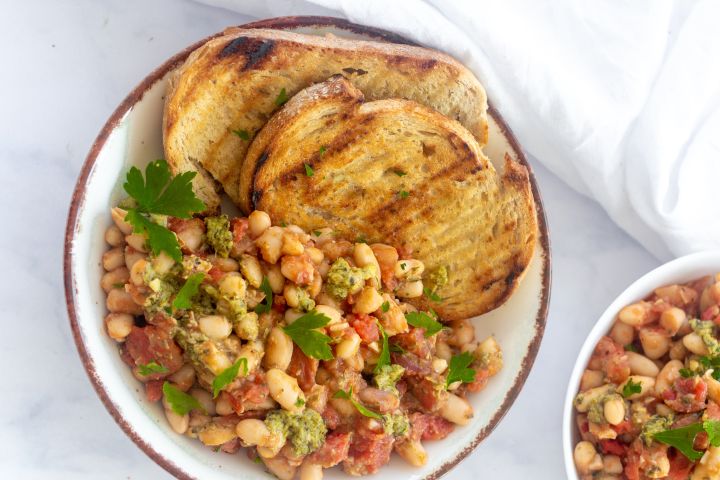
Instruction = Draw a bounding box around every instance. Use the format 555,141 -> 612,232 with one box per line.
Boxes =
562,250 -> 720,479
64,16 -> 550,480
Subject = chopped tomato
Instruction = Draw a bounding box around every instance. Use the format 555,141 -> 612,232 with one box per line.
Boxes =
207,266 -> 224,283
465,369 -> 490,393
226,373 -> 270,414
589,336 -> 630,384
409,378 -> 444,412
665,377 -> 708,413
125,325 -> 183,379
667,449 -> 694,480
599,439 -> 627,456
286,348 -> 318,392
308,432 -> 352,468
392,327 -> 432,359
343,420 -> 394,476
322,404 -> 342,430
411,413 -> 454,441
350,313 -> 380,343
612,419 -> 633,435
145,380 -> 164,402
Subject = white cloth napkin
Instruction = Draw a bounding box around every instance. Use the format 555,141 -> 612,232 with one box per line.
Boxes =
197,0 -> 720,261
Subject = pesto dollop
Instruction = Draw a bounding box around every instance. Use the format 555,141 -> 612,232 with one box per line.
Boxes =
326,258 -> 375,299
382,412 -> 409,437
264,409 -> 327,456
205,215 -> 233,258
640,415 -> 674,446
374,364 -> 405,395
297,288 -> 316,312
690,318 -> 720,356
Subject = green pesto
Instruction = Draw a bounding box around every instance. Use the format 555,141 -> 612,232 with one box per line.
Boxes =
190,284 -> 219,317
326,258 -> 375,299
587,397 -> 606,424
641,415 -> 674,447
182,255 -> 213,276
297,288 -> 316,312
382,412 -> 409,437
205,215 -> 233,258
374,364 -> 405,395
427,265 -> 449,290
142,261 -> 181,313
690,319 -> 720,357
264,409 -> 327,456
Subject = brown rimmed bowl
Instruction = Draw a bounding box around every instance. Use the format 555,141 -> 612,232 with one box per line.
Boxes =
64,16 -> 551,480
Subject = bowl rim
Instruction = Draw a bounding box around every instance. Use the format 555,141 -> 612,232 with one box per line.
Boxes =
63,15 -> 552,480
562,250 -> 720,479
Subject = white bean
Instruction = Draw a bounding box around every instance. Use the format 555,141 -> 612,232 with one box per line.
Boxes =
248,210 -> 272,238
354,243 -> 381,285
198,315 -> 232,340
616,375 -> 655,400
439,393 -> 473,425
125,233 -> 148,252
353,286 -> 383,314
102,247 -> 125,271
691,446 -> 720,480
240,254 -> 263,288
395,440 -> 427,467
264,327 -> 294,371
394,259 -> 424,280
104,225 -> 124,247
575,385 -> 614,412
130,258 -> 148,286
603,396 -> 625,425
609,321 -> 634,346
219,272 -> 247,298
306,247 -> 324,265
299,462 -> 323,480
263,455 -> 297,480
639,328 -> 671,359
655,360 -> 683,395
100,267 -> 130,293
315,305 -> 342,325
660,307 -> 686,336
336,332 -> 361,360
618,301 -> 651,326
215,392 -> 234,416
168,364 -> 195,391
111,207 -> 133,234
395,280 -> 423,299
580,370 -> 605,392
267,369 -> 305,413
266,263 -> 285,294
124,246 -> 146,271
683,333 -> 710,356
151,252 -> 176,275
281,231 -> 305,256
105,313 -> 134,341
190,387 -> 215,416
626,351 -> 660,377
106,288 -> 142,315
256,226 -> 284,264
603,455 -> 623,475
574,441 -> 601,475
197,422 -> 237,446
162,395 -> 189,434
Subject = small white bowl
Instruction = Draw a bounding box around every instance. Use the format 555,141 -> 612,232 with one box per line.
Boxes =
562,250 -> 720,479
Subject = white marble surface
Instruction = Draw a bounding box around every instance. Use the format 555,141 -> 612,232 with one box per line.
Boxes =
0,0 -> 661,478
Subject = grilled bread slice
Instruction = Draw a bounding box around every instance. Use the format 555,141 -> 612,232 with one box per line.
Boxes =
163,28 -> 489,213
246,77 -> 536,320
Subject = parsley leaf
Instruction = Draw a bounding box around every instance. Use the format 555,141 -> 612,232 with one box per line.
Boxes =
333,388 -> 382,420
172,273 -> 205,310
446,352 -> 476,388
162,382 -> 205,415
423,287 -> 443,303
283,310 -> 333,360
125,209 -> 183,262
313,230 -> 322,237
381,301 -> 390,313
212,358 -> 248,398
275,88 -> 289,106
405,312 -> 443,337
394,170 -> 406,177
137,361 -> 168,376
304,163 -> 314,177
398,190 -> 410,199
233,129 -> 250,140
319,146 -> 327,156
254,277 -> 273,314
624,344 -> 638,352
374,322 -> 391,373
654,423 -> 706,461
622,378 -> 642,398
699,356 -> 720,380
679,368 -> 695,378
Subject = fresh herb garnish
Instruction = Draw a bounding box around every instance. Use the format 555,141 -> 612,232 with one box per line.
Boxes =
232,129 -> 250,141
254,277 -> 273,314
279,221 -> 287,227
319,146 -> 327,156
622,378 -> 642,398
313,230 -> 322,237
389,344 -> 405,354
162,382 -> 205,415
304,164 -> 314,177
653,420 -> 720,461
679,368 -> 695,378
137,360 -> 168,376
356,235 -> 367,244
212,357 -> 248,398
333,388 -> 382,420
446,352 -> 476,388
394,170 -> 406,177
122,160 -> 205,261
381,301 -> 390,313
398,190 -> 410,199
374,322 -> 390,373
172,272 -> 205,310
295,397 -> 306,407
275,88 -> 289,106
699,356 -> 720,380
405,311 -> 443,337
624,344 -> 638,352
423,287 -> 443,303
282,310 -> 333,360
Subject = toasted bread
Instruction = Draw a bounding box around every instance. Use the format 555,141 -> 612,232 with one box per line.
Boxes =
163,28 -> 489,212
246,77 -> 536,321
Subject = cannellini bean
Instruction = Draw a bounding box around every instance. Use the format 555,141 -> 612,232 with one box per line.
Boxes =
691,446 -> 720,480
285,309 -> 304,324
151,252 -> 176,275
358,388 -> 399,413
104,225 -> 124,247
198,315 -> 232,340
124,246 -> 146,271
236,419 -> 278,448
580,370 -> 605,392
394,259 -> 424,280
639,328 -> 671,360
105,313 -> 134,341
660,307 -> 686,336
616,375 -> 655,400
256,226 -> 284,264
125,233 -> 148,252
315,305 -> 342,325
684,333 -> 710,356
284,284 -> 301,308
315,292 -> 342,311
704,373 -> 720,404
264,327 -> 294,371
102,247 -> 125,271
306,247 -> 324,265
308,271 -> 322,298
439,393 -> 473,425
198,422 -> 237,446
281,232 -> 305,256
432,358 -> 448,374
435,340 -> 452,361
575,385 -> 615,412
395,440 -> 427,467
130,258 -> 148,286
212,256 -> 239,272
447,319 -> 475,347
238,340 -> 264,373
396,280 -> 423,299
299,462 -> 323,480
168,364 -> 196,391
354,243 -> 381,284
111,207 -> 133,234
626,351 -> 660,377
267,369 -> 305,412
215,392 -> 234,416
163,404 -> 189,434
353,286 -> 383,314
190,388 -> 215,415
266,263 -> 285,293
336,332 -> 361,360
655,360 -> 683,395
655,403 -> 673,417
106,288 -> 143,315
311,227 -> 334,245
603,455 -> 623,475
669,340 -> 688,361
574,441 -> 602,475
101,267 -> 130,293
248,210 -> 272,238
263,455 -> 297,480
239,254 -> 263,288
618,301 -> 651,326
219,272 -> 246,298
609,321 -> 634,346
603,395 -> 625,425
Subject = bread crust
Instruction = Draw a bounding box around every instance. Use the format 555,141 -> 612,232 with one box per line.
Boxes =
163,28 -> 489,212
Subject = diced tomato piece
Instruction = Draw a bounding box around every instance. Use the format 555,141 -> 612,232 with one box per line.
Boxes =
667,448 -> 694,480
612,419 -> 633,435
390,352 -> 432,377
145,380 -> 164,402
322,405 -> 342,430
125,325 -> 183,379
220,438 -> 241,454
392,327 -> 432,359
350,314 -> 380,343
286,348 -> 318,392
707,401 -> 720,420
599,439 -> 627,456
665,377 -> 707,413
420,416 -> 454,441
308,432 -> 352,468
590,336 -> 630,384
231,218 -> 248,243
207,266 -> 224,283
227,373 -> 270,414
409,378 -> 443,412
343,424 -> 394,475
465,369 -> 490,393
